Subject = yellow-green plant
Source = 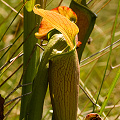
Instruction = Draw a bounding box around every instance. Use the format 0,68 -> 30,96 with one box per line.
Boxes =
21,0 -> 96,120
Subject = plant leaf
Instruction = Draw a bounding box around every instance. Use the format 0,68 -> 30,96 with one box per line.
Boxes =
26,34 -> 68,120
49,47 -> 79,120
25,0 -> 36,12
70,0 -> 96,61
35,6 -> 77,40
33,4 -> 79,49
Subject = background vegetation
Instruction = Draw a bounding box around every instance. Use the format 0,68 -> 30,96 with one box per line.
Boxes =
0,0 -> 120,119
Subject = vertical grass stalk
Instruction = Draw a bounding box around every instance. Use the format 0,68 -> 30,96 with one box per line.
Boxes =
20,0 -> 41,119
94,0 -> 120,112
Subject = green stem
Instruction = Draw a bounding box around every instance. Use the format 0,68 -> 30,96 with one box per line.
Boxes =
20,0 -> 41,119
26,34 -> 67,120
